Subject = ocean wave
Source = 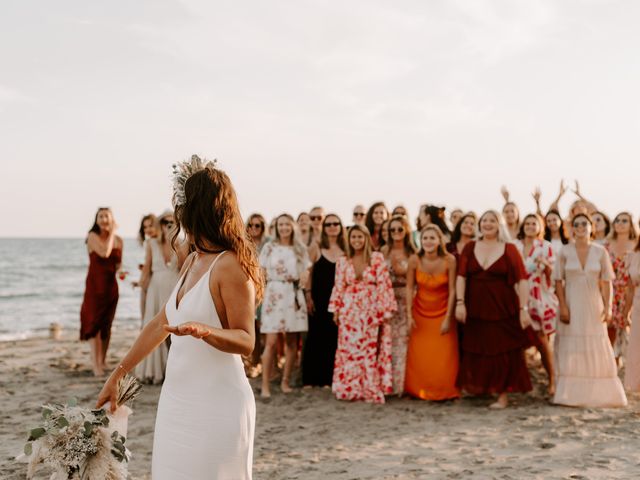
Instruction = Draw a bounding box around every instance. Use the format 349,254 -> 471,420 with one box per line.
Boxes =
0,292 -> 40,300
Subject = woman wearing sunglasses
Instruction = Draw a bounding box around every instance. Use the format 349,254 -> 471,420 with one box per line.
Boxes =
381,214 -> 416,395
135,210 -> 183,384
302,214 -> 347,387
553,213 -> 627,407
605,212 -> 638,361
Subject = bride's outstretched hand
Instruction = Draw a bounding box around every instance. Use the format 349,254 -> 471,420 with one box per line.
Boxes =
164,322 -> 212,339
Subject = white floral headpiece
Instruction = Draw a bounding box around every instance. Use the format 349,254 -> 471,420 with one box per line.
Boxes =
171,154 -> 217,207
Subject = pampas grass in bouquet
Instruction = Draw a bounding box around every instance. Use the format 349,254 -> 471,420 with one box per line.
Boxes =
17,374 -> 142,480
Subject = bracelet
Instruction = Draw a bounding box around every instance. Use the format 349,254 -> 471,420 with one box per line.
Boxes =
520,306 -> 529,312
118,364 -> 128,374
456,299 -> 464,305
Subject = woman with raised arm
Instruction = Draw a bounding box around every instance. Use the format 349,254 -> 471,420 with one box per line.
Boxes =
405,225 -> 459,401
302,214 -> 347,387
553,213 -> 626,407
134,210 -> 183,384
96,156 -> 263,479
500,186 -> 519,240
329,224 -> 397,404
365,201 -> 389,250
81,208 -> 124,376
381,215 -> 416,395
605,212 -> 638,360
515,214 -> 558,395
624,237 -> 640,391
455,210 -> 532,408
259,214 -> 310,397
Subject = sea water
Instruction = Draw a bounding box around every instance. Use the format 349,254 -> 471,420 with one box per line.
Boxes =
0,238 -> 146,341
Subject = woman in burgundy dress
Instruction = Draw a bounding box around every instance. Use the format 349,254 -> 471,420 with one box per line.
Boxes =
455,210 -> 532,408
80,207 -> 124,376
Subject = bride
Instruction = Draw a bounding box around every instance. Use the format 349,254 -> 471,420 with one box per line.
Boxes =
96,155 -> 263,479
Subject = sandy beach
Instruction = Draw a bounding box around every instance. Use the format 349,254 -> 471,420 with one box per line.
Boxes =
1,328 -> 639,480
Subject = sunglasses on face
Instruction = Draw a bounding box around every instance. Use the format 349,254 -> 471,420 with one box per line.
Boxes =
310,216 -> 323,221
390,227 -> 404,233
573,221 -> 589,228
249,223 -> 263,229
353,212 -> 365,217
161,220 -> 174,227
324,222 -> 341,227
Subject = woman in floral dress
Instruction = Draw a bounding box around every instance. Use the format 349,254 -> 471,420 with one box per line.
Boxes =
381,214 -> 416,395
515,213 -> 558,395
329,224 -> 397,404
259,214 -> 310,398
605,212 -> 637,361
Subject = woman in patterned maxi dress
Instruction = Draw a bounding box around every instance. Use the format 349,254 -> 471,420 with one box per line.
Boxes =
329,224 -> 397,404
381,215 -> 416,395
605,212 -> 638,361
515,213 -> 558,395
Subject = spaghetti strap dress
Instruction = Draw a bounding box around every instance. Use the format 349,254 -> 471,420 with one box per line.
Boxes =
302,254 -> 339,387
152,252 -> 256,479
80,248 -> 121,341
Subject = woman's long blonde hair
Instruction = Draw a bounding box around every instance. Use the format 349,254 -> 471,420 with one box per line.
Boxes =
477,210 -> 512,243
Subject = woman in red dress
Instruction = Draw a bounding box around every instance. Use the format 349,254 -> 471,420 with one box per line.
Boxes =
455,210 -> 532,408
80,207 -> 124,376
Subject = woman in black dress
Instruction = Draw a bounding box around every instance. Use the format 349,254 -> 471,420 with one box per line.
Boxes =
302,214 -> 347,386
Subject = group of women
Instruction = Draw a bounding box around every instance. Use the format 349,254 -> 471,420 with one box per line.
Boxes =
247,184 -> 640,408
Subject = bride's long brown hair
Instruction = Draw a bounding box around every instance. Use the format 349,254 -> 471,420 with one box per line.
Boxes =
172,166 -> 264,301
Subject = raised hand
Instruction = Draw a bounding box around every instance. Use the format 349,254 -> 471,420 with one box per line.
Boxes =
532,186 -> 541,204
500,185 -> 510,203
558,179 -> 568,198
164,322 -> 213,339
572,179 -> 582,197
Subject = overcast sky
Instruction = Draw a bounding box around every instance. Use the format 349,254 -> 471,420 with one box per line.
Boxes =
1,0 -> 639,237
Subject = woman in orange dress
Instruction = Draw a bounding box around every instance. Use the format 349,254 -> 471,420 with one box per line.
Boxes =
405,225 -> 460,400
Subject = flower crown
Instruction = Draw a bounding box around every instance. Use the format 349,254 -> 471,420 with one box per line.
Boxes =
171,154 -> 217,207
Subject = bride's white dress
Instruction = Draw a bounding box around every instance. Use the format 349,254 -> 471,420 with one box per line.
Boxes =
152,252 -> 255,479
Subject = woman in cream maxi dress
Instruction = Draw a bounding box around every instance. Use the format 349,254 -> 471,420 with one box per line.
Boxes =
553,243 -> 627,407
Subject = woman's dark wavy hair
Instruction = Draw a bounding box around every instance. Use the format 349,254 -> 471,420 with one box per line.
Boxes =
365,201 -> 389,237
517,213 -> 545,240
172,167 -> 264,301
544,209 -> 568,245
86,207 -> 112,244
423,204 -> 451,237
450,212 -> 477,245
138,213 -> 157,245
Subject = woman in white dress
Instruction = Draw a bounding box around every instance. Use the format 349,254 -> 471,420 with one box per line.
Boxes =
624,247 -> 640,391
97,155 -> 263,479
553,213 -> 627,408
259,214 -> 310,398
135,211 -> 182,384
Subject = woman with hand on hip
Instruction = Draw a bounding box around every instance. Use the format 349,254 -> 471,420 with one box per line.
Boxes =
81,207 -> 124,376
97,156 -> 263,479
455,210 -> 532,409
553,213 -> 627,407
